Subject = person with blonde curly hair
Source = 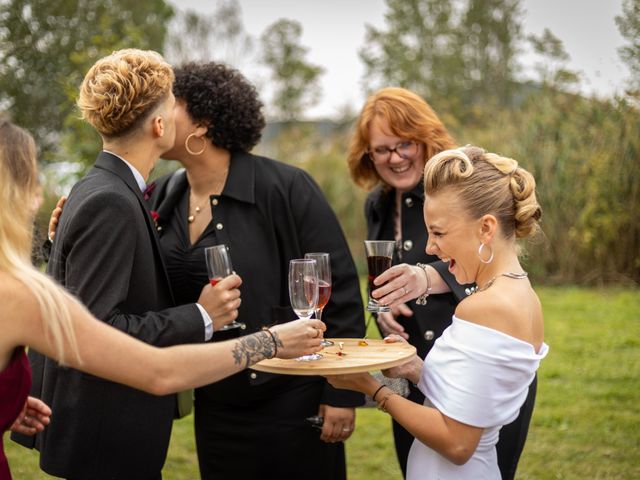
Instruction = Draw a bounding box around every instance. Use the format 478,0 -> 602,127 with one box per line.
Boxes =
42,60 -> 365,480
11,49 -> 247,479
0,114 -> 325,480
329,145 -> 548,480
346,87 -> 538,479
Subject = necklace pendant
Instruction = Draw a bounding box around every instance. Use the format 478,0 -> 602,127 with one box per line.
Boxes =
188,215 -> 195,223
465,286 -> 478,296
195,206 -> 201,213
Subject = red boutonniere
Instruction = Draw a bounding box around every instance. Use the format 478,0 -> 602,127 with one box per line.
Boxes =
150,210 -> 162,233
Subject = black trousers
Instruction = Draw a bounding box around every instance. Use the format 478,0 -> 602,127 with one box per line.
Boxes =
392,375 -> 538,479
194,378 -> 346,480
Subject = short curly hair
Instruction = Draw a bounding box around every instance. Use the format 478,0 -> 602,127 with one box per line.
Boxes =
173,62 -> 265,152
77,49 -> 174,138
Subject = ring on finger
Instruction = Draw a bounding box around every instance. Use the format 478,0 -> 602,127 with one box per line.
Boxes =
313,327 -> 320,339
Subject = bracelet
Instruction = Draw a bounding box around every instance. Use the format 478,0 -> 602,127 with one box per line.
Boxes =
261,327 -> 278,359
415,263 -> 432,305
371,384 -> 386,402
377,391 -> 397,413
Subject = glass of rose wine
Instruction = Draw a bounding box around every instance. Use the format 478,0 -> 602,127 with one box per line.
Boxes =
364,240 -> 395,313
304,252 -> 333,347
289,258 -> 322,361
204,244 -> 245,331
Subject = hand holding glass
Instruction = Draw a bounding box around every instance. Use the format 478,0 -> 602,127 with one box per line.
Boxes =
304,252 -> 333,347
204,245 -> 246,331
364,240 -> 395,312
289,259 -> 322,361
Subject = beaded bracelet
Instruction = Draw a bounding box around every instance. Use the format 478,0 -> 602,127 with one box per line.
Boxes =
377,391 -> 397,413
415,263 -> 432,305
261,327 -> 278,359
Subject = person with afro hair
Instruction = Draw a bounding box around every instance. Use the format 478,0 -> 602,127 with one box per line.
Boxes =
152,62 -> 366,480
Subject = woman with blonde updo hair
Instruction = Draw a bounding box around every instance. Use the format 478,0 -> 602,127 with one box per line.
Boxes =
347,87 -> 537,479
328,146 -> 548,479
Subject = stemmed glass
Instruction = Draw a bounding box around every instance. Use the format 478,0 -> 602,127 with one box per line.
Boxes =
364,240 -> 395,312
204,244 -> 246,331
304,252 -> 333,347
289,258 -> 322,361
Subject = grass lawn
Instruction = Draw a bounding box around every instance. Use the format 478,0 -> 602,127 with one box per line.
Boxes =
4,286 -> 639,479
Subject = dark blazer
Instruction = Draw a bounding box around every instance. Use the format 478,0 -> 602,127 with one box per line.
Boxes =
13,152 -> 205,479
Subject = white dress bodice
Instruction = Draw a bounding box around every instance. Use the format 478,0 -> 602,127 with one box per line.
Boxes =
407,316 -> 549,480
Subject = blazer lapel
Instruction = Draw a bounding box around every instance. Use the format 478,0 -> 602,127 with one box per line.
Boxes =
93,151 -> 176,304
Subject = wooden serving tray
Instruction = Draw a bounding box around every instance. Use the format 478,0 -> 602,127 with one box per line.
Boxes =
251,338 -> 416,376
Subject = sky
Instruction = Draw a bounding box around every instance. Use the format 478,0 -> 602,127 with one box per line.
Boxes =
170,0 -> 630,119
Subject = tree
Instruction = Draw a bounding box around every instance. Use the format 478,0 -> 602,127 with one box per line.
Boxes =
359,0 -> 461,115
460,0 -> 523,105
359,0 -> 525,122
164,0 -> 253,68
0,0 -> 174,162
527,28 -> 580,89
259,19 -> 324,121
615,0 -> 640,95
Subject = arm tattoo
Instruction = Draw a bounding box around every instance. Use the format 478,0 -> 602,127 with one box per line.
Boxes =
231,330 -> 283,368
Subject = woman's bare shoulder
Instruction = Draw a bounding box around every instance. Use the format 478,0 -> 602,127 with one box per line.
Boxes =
455,283 -> 542,343
0,271 -> 40,322
455,290 -> 513,328
0,271 -> 41,349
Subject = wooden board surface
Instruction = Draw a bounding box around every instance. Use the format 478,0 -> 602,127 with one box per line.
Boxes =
251,338 -> 416,376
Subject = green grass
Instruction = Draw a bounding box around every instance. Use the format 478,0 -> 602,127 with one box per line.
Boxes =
4,287 -> 639,479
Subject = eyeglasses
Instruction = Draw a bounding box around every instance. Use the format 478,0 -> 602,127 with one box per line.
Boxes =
367,140 -> 419,163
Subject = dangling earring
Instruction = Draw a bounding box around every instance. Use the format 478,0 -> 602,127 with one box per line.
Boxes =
478,242 -> 494,264
185,133 -> 206,155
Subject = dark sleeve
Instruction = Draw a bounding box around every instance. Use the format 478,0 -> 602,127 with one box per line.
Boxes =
58,190 -> 204,347
429,260 -> 472,302
290,170 -> 366,407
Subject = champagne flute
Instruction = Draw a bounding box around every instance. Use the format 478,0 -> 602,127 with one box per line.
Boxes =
304,252 -> 333,347
364,240 -> 395,312
289,258 -> 322,361
204,244 -> 246,331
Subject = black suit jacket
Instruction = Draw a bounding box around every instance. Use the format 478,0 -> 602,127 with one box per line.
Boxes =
13,152 -> 205,479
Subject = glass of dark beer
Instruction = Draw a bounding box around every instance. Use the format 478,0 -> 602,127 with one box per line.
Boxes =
364,240 -> 395,312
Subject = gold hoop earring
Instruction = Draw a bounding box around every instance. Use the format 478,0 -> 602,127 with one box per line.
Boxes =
185,133 -> 206,156
478,243 -> 494,264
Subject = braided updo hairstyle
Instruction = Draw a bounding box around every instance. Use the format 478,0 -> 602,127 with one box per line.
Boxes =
424,146 -> 542,239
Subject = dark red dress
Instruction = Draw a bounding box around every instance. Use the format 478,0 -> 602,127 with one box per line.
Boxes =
0,348 -> 31,480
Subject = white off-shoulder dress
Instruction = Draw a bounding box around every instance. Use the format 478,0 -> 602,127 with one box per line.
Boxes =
407,316 -> 549,480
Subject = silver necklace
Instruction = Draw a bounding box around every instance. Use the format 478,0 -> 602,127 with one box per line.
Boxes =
465,271 -> 528,296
